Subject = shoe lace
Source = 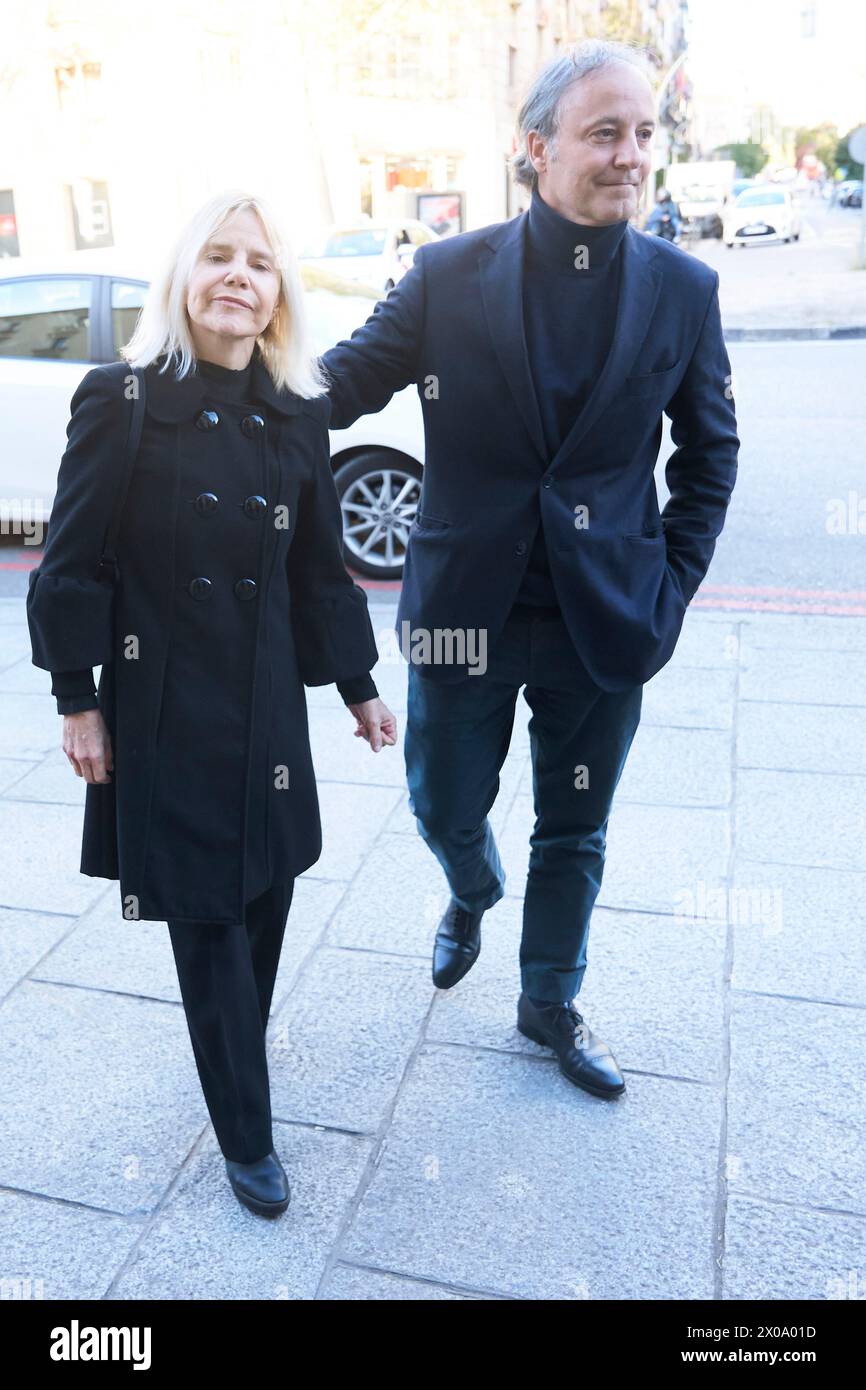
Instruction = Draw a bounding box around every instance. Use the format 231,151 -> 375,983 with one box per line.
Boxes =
559,1000 -> 586,1040
449,903 -> 478,934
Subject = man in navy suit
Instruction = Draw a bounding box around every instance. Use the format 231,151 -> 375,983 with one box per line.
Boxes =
320,39 -> 739,1100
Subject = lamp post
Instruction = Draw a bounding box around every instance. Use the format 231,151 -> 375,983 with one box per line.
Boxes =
647,48 -> 690,219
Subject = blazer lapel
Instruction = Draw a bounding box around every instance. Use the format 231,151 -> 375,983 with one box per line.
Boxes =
547,224 -> 663,470
478,217 -> 663,472
478,213 -> 548,464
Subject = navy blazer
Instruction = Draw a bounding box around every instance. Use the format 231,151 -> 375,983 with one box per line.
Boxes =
321,211 -> 739,690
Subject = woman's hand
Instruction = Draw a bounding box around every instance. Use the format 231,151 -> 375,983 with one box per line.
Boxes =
62,708 -> 114,783
346,697 -> 398,752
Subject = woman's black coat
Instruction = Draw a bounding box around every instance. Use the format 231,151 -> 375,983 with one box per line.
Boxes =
27,348 -> 379,925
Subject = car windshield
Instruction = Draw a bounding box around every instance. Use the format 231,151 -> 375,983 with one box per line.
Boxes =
310,229 -> 388,258
736,189 -> 785,206
299,265 -> 381,350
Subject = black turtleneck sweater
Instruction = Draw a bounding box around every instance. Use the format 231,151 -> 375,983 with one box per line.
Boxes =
50,354 -> 378,713
515,187 -> 628,607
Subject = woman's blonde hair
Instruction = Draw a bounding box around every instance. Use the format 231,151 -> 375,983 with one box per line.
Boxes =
120,188 -> 328,398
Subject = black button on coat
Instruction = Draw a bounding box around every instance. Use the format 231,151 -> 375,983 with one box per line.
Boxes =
27,348 -> 379,925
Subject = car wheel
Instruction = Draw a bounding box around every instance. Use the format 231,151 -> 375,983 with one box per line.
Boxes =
334,451 -> 422,581
793,232 -> 800,240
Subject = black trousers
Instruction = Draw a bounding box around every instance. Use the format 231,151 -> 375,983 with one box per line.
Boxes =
167,880 -> 294,1164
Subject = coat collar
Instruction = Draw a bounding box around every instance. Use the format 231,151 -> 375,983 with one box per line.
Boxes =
478,211 -> 663,470
144,345 -> 305,423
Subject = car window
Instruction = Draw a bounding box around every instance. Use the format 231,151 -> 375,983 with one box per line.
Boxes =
111,280 -> 147,356
736,190 -> 785,206
0,276 -> 92,360
301,270 -> 383,352
319,229 -> 388,257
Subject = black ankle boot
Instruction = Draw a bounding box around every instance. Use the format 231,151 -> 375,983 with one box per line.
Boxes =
225,1149 -> 290,1216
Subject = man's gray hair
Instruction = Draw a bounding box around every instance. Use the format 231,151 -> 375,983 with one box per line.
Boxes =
510,38 -> 653,192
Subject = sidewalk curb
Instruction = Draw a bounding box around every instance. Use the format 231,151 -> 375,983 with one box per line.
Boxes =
724,326 -> 866,341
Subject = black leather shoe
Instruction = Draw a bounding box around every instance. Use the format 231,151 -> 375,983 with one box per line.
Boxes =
225,1149 -> 290,1216
432,899 -> 484,988
517,992 -> 626,1099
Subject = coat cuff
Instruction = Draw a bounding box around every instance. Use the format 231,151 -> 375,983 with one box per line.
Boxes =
50,667 -> 96,696
55,693 -> 100,716
27,570 -> 114,672
336,671 -> 378,705
291,585 -> 380,687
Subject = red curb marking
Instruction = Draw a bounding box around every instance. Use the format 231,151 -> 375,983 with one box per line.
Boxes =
701,583 -> 866,601
692,597 -> 866,616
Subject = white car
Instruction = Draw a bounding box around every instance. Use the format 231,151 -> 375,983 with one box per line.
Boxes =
723,187 -> 801,247
300,219 -> 440,296
0,251 -> 424,580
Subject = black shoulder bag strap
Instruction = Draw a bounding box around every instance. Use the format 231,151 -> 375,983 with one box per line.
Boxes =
96,365 -> 147,584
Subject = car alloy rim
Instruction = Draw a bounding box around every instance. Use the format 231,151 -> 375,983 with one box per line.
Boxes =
340,467 -> 420,569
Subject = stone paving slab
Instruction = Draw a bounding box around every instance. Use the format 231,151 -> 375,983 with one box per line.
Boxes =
616,723 -> 732,806
726,993 -> 866,1214
110,1125 -> 373,1301
6,747 -> 87,805
0,902 -> 75,998
730,861 -> 865,1008
301,781 -> 403,883
0,1189 -> 142,1300
641,662 -> 736,730
723,1196 -> 866,1301
0,691 -> 68,761
738,643 -> 866,706
738,700 -> 866,776
267,947 -> 433,1132
735,769 -> 866,872
0,979 -> 209,1215
340,1045 -> 721,1300
0,800 -> 108,916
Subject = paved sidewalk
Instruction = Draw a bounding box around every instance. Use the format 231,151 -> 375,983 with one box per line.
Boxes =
0,596 -> 864,1300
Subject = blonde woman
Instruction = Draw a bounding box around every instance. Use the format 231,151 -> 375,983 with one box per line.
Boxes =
27,190 -> 396,1217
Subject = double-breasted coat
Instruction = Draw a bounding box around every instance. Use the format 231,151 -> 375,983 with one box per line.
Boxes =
27,347 -> 379,925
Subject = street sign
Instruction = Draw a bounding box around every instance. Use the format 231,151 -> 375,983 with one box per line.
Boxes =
848,126 -> 866,165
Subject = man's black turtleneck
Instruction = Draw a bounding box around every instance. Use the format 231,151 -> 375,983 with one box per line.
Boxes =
515,186 -> 629,608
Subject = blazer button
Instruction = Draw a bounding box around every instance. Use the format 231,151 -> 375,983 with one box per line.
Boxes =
188,576 -> 213,599
240,413 -> 265,438
234,578 -> 257,600
194,409 -> 220,430
243,494 -> 267,518
542,476 -> 553,488
194,491 -> 219,514
515,541 -> 528,555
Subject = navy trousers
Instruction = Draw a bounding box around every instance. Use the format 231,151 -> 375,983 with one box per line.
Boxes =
167,880 -> 293,1164
404,604 -> 643,1002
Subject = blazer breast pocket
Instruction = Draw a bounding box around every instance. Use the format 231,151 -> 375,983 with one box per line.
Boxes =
620,359 -> 682,398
